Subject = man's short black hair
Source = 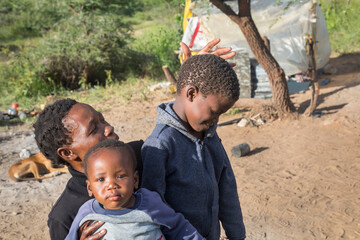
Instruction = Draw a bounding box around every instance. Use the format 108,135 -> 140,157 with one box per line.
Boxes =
177,54 -> 240,100
84,139 -> 137,177
34,98 -> 78,166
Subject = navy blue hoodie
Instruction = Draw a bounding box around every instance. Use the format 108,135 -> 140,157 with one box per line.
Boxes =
141,102 -> 246,240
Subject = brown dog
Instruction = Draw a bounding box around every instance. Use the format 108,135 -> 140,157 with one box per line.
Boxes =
8,152 -> 68,182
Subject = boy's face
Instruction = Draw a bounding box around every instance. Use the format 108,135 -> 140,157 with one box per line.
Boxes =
184,90 -> 236,133
59,103 -> 119,172
86,148 -> 139,210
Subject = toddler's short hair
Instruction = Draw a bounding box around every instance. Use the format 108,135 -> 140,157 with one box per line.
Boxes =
34,98 -> 78,166
177,54 -> 240,100
84,139 -> 137,177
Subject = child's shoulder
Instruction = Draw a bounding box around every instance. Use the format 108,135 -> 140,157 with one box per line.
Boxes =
135,188 -> 172,218
72,199 -> 97,227
136,188 -> 161,199
136,188 -> 163,207
80,198 -> 96,209
145,121 -> 183,145
77,198 -> 98,216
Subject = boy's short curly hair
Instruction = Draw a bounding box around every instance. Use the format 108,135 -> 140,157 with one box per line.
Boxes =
34,98 -> 78,166
84,139 -> 137,177
177,54 -> 240,100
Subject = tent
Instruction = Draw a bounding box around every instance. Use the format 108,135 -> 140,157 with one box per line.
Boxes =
181,0 -> 331,98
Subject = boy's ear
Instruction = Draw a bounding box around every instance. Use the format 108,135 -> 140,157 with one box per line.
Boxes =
57,147 -> 79,164
86,180 -> 93,197
134,171 -> 139,190
185,86 -> 199,102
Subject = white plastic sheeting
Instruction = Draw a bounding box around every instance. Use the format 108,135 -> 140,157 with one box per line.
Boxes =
181,0 -> 331,76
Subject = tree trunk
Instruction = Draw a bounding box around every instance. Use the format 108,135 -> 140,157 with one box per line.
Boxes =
209,0 -> 294,114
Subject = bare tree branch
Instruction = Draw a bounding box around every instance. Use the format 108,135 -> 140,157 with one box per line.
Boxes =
210,0 -> 237,17
68,5 -> 88,36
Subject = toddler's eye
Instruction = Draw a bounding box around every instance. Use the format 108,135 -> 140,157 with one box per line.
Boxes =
117,174 -> 126,179
96,177 -> 104,182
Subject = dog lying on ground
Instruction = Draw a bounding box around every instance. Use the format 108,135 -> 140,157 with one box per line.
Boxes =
8,153 -> 68,182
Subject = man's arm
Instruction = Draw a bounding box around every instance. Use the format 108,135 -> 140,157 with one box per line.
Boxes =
78,221 -> 106,240
180,39 -> 236,64
48,217 -> 71,240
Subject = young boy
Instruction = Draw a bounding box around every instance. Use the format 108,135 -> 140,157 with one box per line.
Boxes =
141,54 -> 246,240
66,139 -> 204,240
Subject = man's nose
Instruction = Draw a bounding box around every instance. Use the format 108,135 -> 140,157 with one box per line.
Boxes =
104,125 -> 114,137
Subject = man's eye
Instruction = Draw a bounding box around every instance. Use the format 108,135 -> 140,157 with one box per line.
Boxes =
90,127 -> 97,134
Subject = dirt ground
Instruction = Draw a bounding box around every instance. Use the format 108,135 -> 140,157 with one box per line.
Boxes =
0,53 -> 359,240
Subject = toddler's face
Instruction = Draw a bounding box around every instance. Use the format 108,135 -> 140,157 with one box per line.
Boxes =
185,92 -> 235,133
86,148 -> 138,210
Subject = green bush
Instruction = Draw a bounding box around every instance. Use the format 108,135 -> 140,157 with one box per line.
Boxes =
0,0 -> 185,105
0,0 -> 68,41
129,0 -> 184,78
39,14 -> 132,89
2,0 -> 146,99
130,26 -> 183,78
1,46 -> 59,100
320,0 -> 360,54
4,18 -> 134,94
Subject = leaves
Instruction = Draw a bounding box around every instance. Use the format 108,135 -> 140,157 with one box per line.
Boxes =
320,0 -> 360,54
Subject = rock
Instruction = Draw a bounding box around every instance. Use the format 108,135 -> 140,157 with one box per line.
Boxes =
237,118 -> 249,127
19,149 -> 31,159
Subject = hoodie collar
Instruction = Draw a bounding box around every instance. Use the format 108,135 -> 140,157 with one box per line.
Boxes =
156,102 -> 217,142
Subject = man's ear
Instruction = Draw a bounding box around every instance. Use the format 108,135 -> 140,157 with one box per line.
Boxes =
185,86 -> 199,102
134,171 -> 139,190
86,180 -> 93,197
57,147 -> 79,165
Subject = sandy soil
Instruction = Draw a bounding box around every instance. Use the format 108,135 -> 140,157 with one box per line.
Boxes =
0,53 -> 359,240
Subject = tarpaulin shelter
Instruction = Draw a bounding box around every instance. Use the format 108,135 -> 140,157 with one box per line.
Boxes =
181,0 -> 331,98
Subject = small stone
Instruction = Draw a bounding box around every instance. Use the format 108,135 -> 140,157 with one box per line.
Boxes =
256,118 -> 265,125
19,149 -> 31,159
237,118 -> 248,127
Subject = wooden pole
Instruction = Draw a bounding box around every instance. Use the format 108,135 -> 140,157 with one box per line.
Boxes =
306,0 -> 320,116
162,66 -> 177,85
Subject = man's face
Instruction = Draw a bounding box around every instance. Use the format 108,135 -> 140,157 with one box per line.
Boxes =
86,148 -> 138,210
64,103 -> 119,162
185,92 -> 235,133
